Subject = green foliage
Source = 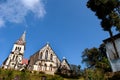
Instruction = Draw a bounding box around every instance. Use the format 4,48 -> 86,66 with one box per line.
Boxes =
20,70 -> 30,80
87,0 -> 120,61
0,68 -> 65,80
84,69 -> 105,80
87,0 -> 120,31
48,75 -> 64,80
109,72 -> 120,80
82,44 -> 111,72
96,57 -> 111,72
6,70 -> 14,80
0,68 -> 1,75
55,67 -> 71,78
82,47 -> 100,68
55,65 -> 81,79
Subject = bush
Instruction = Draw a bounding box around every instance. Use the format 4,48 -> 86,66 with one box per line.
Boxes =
20,70 -> 30,80
109,72 -> 120,80
84,69 -> 105,80
48,75 -> 64,80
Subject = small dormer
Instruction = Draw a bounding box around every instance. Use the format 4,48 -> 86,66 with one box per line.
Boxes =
61,57 -> 71,70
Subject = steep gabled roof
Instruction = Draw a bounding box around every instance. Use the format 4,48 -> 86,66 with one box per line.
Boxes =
30,43 -> 61,62
61,58 -> 71,70
22,58 -> 28,65
40,43 -> 61,61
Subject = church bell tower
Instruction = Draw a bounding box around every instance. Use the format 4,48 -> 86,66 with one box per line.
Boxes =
2,31 -> 26,70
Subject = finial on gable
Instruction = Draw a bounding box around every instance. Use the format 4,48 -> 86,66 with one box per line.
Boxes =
63,57 -> 66,59
46,42 -> 50,46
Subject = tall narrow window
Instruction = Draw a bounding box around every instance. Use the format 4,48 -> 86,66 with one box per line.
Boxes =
49,64 -> 52,71
45,50 -> 48,60
40,52 -> 43,59
18,47 -> 20,50
19,47 -> 21,51
15,56 -> 18,61
45,64 -> 47,71
15,47 -> 18,50
13,55 -> 15,60
50,54 -> 53,61
14,55 -> 16,60
39,63 -> 41,71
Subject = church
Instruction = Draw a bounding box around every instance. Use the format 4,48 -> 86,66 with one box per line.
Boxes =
27,42 -> 71,75
2,32 -> 72,75
2,31 -> 28,70
28,43 -> 61,74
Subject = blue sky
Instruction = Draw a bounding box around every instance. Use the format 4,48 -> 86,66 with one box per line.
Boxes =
0,0 -> 118,68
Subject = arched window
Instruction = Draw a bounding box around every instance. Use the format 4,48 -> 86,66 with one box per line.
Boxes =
44,64 -> 47,71
40,52 -> 43,59
45,50 -> 48,60
63,65 -> 67,69
39,63 -> 42,71
15,47 -> 21,51
19,47 -> 21,51
18,47 -> 20,51
15,47 -> 18,50
50,54 -> 53,61
49,64 -> 52,71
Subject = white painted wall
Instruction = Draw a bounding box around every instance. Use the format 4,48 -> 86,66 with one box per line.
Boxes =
106,38 -> 120,72
12,44 -> 25,54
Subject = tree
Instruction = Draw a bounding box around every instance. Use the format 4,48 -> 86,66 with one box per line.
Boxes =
87,0 -> 120,30
87,0 -> 120,58
82,47 -> 100,68
82,44 -> 111,72
97,44 -> 111,72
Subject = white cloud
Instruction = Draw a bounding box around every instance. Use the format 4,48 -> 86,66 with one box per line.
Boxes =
21,0 -> 46,18
0,18 -> 5,28
21,0 -> 39,9
0,0 -> 46,28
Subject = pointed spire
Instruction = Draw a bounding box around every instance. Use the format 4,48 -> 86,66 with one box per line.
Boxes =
20,31 -> 26,42
15,31 -> 26,45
